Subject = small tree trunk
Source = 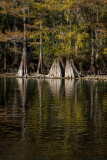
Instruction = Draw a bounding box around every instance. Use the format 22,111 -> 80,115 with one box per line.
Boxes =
95,47 -> 99,74
12,0 -> 18,69
4,52 -> 6,71
13,16 -> 19,70
90,28 -> 95,72
28,4 -> 32,74
37,21 -> 43,74
95,7 -> 99,75
16,7 -> 28,77
4,42 -> 8,72
90,7 -> 95,74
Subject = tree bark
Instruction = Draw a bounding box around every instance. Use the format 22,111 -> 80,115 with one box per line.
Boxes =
12,0 -> 18,69
95,7 -> 99,75
37,20 -> 43,74
47,59 -> 64,78
65,59 -> 80,78
47,59 -> 79,79
90,7 -> 95,74
16,54 -> 28,77
4,42 -> 7,72
4,52 -> 6,71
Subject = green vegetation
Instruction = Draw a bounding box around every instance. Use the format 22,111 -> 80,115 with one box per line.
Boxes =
0,0 -> 107,75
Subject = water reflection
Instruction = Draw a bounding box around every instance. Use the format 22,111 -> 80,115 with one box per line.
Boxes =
45,79 -> 62,96
17,78 -> 27,140
0,78 -> 107,160
65,79 -> 75,97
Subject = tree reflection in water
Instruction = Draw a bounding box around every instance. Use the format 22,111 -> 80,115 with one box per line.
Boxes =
0,78 -> 107,160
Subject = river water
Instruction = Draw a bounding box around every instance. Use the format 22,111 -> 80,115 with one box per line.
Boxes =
0,78 -> 107,160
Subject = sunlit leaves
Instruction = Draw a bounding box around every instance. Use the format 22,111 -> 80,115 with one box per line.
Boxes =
0,0 -> 106,71
0,30 -> 23,42
103,48 -> 107,54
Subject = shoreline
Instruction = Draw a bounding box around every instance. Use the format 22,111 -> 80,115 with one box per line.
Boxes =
0,73 -> 107,80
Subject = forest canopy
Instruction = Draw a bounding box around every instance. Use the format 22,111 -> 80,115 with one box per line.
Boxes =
0,0 -> 107,75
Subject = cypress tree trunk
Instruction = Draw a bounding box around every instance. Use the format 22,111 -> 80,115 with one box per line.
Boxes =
16,7 -> 28,77
47,59 -> 64,78
17,54 -> 28,77
65,59 -> 80,78
90,29 -> 95,73
4,52 -> 6,71
47,59 -> 79,79
13,0 -> 17,52
65,59 -> 74,78
12,0 -> 18,70
37,21 -> 43,74
14,12 -> 18,67
95,33 -> 99,75
95,7 -> 99,75
4,42 -> 7,72
90,7 -> 95,74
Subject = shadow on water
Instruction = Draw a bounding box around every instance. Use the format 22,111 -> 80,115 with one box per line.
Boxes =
0,78 -> 107,160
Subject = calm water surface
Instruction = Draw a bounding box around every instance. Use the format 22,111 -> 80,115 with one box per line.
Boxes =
0,78 -> 107,160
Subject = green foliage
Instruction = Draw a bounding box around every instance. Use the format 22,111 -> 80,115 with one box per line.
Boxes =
0,0 -> 106,73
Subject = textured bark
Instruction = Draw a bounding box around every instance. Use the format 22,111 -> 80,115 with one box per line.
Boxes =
47,59 -> 79,79
65,59 -> 80,78
37,21 -> 43,74
16,54 -> 28,77
47,59 -> 64,78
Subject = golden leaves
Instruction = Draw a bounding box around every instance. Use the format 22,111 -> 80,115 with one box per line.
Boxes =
0,30 -> 24,42
103,48 -> 107,54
